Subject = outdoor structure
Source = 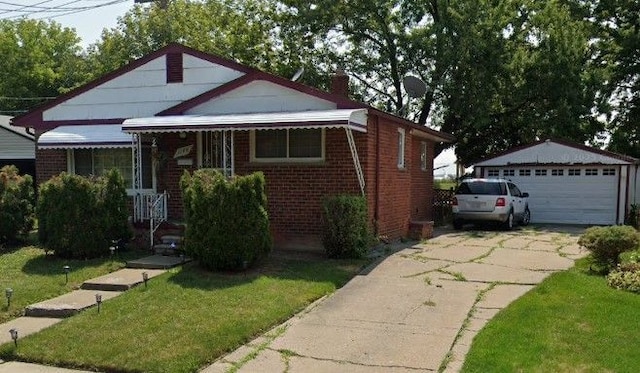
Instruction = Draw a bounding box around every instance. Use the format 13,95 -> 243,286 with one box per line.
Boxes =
11,43 -> 453,247
474,139 -> 639,225
0,115 -> 35,176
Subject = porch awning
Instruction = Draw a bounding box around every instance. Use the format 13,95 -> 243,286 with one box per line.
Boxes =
121,109 -> 368,133
38,124 -> 133,149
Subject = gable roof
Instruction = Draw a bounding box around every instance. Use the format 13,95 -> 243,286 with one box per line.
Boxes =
475,138 -> 637,166
11,43 -> 453,142
0,115 -> 34,142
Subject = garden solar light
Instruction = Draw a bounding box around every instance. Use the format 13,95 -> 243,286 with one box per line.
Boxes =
142,272 -> 149,288
95,293 -> 102,313
9,328 -> 18,347
109,246 -> 116,257
63,265 -> 71,284
170,242 -> 176,251
5,288 -> 13,308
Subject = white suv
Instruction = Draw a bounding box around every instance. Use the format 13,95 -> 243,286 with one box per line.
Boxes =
452,178 -> 530,230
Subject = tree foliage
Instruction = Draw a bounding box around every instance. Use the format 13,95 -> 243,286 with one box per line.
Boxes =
0,19 -> 90,116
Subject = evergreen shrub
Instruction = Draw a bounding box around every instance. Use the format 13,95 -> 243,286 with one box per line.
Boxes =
180,169 -> 271,271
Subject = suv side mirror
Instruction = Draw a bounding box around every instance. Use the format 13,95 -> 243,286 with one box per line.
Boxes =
522,192 -> 529,198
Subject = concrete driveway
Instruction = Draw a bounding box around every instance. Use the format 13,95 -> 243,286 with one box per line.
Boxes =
204,226 -> 586,373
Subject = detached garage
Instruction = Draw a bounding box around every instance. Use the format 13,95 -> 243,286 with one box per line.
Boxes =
473,139 -> 638,225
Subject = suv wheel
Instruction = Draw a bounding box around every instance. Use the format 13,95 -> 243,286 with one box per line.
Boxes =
453,219 -> 463,230
520,207 -> 531,226
503,210 -> 514,230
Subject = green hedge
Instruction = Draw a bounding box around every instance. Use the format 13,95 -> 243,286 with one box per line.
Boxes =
37,170 -> 131,259
0,165 -> 35,243
180,169 -> 271,271
578,225 -> 640,270
322,195 -> 370,258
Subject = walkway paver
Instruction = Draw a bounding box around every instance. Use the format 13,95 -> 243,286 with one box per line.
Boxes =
206,226 -> 586,373
0,317 -> 62,345
25,289 -> 122,318
0,362 -> 93,373
81,268 -> 166,291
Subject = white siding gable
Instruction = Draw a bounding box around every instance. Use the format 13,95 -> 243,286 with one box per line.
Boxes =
476,140 -> 631,166
185,80 -> 336,115
43,54 -> 245,121
0,129 -> 35,159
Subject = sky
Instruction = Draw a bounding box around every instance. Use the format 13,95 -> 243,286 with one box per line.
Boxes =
2,0 -> 457,175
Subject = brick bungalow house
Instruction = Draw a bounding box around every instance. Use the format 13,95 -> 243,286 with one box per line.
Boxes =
11,43 -> 454,248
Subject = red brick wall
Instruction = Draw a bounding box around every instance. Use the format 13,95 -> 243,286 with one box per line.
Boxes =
410,136 -> 435,221
35,149 -> 67,185
234,129 -> 363,245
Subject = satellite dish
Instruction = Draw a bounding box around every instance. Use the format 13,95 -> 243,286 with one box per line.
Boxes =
403,75 -> 427,98
291,67 -> 305,82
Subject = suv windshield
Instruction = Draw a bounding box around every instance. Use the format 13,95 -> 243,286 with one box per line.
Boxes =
456,181 -> 507,195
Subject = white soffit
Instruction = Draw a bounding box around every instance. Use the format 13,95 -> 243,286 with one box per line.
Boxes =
38,124 -> 132,149
122,109 -> 368,133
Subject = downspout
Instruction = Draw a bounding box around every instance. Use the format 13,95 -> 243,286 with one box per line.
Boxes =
616,164 -> 622,224
375,115 -> 380,235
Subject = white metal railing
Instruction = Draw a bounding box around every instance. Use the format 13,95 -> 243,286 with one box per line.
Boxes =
149,191 -> 168,249
134,192 -> 167,222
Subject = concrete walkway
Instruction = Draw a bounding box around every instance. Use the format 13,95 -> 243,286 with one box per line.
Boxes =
0,255 -> 183,373
203,226 -> 586,373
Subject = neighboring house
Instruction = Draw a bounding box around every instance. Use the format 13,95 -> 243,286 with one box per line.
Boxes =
473,139 -> 639,225
11,43 -> 454,247
0,115 -> 35,177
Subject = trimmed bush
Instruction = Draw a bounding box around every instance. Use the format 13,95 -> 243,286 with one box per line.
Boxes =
180,169 -> 271,271
37,170 -> 131,259
578,225 -> 640,270
607,263 -> 640,293
322,195 -> 370,258
0,165 -> 35,243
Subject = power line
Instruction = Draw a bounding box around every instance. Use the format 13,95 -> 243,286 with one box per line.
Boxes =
0,0 -> 128,20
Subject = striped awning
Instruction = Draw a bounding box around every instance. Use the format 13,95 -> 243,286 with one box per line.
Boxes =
122,109 -> 368,133
38,124 -> 132,149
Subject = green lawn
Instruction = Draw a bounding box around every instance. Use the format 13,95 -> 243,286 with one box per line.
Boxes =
0,242 -> 142,324
0,254 -> 368,373
462,258 -> 640,373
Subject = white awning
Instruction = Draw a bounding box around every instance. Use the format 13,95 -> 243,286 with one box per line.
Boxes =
121,109 -> 368,133
38,124 -> 133,149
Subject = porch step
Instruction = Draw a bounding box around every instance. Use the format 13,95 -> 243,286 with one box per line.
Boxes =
161,235 -> 183,244
153,243 -> 181,255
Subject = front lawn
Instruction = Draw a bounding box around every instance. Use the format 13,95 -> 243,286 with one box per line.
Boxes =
0,254 -> 368,373
0,242 -> 141,324
462,258 -> 640,372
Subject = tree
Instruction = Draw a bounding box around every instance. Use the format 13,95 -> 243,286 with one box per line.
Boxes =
278,0 -> 604,165
588,0 -> 640,157
88,0 -> 286,77
0,19 -> 90,116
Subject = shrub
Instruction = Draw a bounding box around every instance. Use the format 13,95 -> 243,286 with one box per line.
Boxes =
578,225 -> 640,270
625,204 -> 640,229
0,165 -> 35,243
322,195 -> 370,258
607,263 -> 640,293
181,169 -> 271,271
37,170 -> 131,259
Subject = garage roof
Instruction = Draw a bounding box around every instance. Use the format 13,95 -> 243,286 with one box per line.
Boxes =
475,139 -> 638,166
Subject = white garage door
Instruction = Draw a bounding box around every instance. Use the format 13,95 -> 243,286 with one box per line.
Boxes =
488,166 -> 619,225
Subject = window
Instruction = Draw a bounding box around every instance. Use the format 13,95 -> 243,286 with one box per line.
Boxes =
551,169 -> 564,176
397,128 -> 405,168
420,142 -> 428,171
72,148 -> 152,190
568,169 -> 581,176
603,168 -> 616,176
519,169 -> 531,176
585,168 -> 598,176
508,183 -> 522,197
487,169 -> 500,177
503,169 -> 515,177
252,129 -> 323,161
535,169 -> 547,176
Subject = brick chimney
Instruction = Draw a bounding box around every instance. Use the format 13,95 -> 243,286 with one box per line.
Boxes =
330,69 -> 349,98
